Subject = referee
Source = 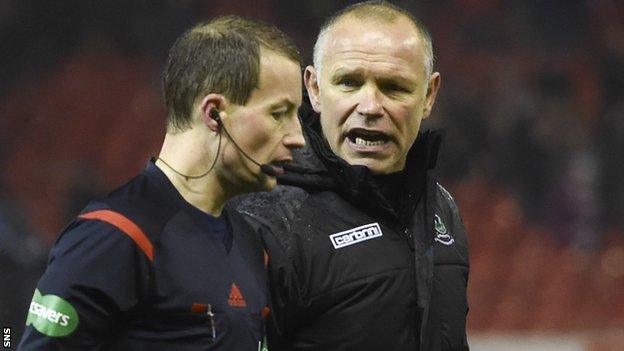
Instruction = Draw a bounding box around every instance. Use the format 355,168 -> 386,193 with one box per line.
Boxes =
18,16 -> 304,350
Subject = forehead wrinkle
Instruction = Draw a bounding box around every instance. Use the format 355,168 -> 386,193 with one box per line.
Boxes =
326,37 -> 423,64
328,53 -> 419,80
330,50 -> 413,66
326,35 -> 419,58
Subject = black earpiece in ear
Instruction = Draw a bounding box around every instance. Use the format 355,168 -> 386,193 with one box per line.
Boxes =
209,108 -> 221,124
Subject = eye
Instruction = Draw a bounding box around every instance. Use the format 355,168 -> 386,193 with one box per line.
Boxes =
335,76 -> 362,89
381,82 -> 410,94
271,110 -> 288,120
339,78 -> 357,87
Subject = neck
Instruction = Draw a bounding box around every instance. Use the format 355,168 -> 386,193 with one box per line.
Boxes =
157,129 -> 231,216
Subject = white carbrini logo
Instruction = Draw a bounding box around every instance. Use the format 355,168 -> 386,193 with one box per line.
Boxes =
330,223 -> 383,249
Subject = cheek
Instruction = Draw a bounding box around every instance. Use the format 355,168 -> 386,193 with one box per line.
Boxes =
319,115 -> 343,144
392,107 -> 423,143
319,96 -> 351,139
320,87 -> 352,116
252,129 -> 278,155
235,120 -> 275,154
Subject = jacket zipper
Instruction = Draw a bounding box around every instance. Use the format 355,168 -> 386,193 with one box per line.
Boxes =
404,227 -> 415,250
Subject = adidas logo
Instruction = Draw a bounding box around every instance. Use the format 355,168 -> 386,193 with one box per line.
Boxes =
227,283 -> 247,308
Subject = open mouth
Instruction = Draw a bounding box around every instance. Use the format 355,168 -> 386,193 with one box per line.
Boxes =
346,129 -> 390,147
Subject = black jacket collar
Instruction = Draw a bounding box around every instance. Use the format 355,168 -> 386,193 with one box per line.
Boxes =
278,94 -> 442,222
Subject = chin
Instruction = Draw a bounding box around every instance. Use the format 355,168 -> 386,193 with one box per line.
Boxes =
367,166 -> 396,175
260,179 -> 277,191
345,158 -> 396,175
250,176 -> 276,193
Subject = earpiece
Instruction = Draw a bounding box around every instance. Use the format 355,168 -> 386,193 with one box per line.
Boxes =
209,108 -> 221,124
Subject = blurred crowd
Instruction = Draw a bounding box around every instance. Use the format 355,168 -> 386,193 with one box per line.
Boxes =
1,0 -> 623,341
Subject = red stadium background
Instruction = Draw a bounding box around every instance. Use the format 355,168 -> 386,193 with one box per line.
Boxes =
1,1 -> 623,349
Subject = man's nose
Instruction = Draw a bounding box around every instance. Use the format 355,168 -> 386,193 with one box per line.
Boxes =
283,116 -> 306,149
355,85 -> 384,118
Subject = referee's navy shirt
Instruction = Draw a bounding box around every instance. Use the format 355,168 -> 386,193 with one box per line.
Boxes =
18,160 -> 268,350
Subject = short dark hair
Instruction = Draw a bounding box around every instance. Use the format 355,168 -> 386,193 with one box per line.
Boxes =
313,1 -> 434,77
162,16 -> 302,133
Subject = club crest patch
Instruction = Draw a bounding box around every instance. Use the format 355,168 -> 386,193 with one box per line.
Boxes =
434,214 -> 455,246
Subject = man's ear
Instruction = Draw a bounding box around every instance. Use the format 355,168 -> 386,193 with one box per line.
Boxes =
304,65 -> 322,113
198,94 -> 228,132
422,72 -> 441,119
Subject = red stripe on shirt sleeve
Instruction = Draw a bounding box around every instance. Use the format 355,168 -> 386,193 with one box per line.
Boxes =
78,210 -> 154,262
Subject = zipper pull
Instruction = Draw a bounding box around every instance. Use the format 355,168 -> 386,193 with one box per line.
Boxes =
404,228 -> 415,250
207,303 -> 216,340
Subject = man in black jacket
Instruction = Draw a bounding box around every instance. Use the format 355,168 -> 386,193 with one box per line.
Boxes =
235,1 -> 470,350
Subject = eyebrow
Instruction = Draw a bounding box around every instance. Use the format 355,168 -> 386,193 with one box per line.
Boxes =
331,67 -> 365,77
331,67 -> 417,87
269,98 -> 298,110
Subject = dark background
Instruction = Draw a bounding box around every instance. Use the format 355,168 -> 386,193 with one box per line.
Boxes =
1,0 -> 623,347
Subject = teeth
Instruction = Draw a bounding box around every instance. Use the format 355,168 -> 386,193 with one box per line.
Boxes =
355,137 -> 385,146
